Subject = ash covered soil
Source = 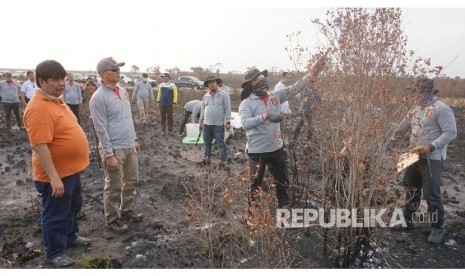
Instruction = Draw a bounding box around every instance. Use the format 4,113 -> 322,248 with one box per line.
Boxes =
0,90 -> 464,268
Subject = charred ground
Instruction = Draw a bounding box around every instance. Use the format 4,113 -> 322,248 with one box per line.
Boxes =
0,89 -> 464,268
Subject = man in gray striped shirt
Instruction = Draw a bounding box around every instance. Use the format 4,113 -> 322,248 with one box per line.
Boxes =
0,72 -> 22,129
64,73 -> 82,123
89,57 -> 141,234
132,73 -> 154,125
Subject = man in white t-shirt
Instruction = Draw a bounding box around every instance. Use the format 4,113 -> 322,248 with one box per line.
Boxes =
21,71 -> 38,104
274,72 -> 291,114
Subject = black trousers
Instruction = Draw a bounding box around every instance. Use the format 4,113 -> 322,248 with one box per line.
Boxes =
66,104 -> 80,123
403,158 -> 445,228
247,148 -> 289,207
3,102 -> 22,128
179,110 -> 200,134
179,110 -> 192,134
160,105 -> 173,132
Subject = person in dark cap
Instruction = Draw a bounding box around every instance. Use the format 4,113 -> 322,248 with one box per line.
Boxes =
198,76 -> 231,169
86,76 -> 99,88
239,56 -> 326,210
396,77 -> 457,243
89,57 -> 142,234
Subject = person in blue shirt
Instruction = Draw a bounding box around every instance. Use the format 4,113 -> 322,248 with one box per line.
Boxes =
157,72 -> 178,134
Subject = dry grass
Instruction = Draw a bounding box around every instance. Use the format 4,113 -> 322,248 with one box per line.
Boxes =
441,97 -> 465,107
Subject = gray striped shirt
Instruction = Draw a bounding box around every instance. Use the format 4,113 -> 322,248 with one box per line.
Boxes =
89,84 -> 136,157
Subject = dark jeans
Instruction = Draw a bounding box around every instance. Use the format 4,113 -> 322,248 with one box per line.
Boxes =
2,102 -> 22,128
403,158 -> 445,228
66,103 -> 80,123
247,148 -> 289,207
160,105 -> 173,132
34,173 -> 83,259
179,110 -> 200,134
203,124 -> 226,162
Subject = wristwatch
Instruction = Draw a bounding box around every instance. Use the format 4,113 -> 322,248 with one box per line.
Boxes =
429,144 -> 436,152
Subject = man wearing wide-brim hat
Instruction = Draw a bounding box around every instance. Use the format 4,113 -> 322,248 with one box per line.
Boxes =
198,75 -> 232,169
239,56 -> 326,209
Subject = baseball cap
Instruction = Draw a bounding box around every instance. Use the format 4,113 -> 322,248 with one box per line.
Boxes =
97,57 -> 125,73
160,72 -> 170,78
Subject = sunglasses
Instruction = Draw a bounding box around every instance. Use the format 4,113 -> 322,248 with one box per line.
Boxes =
5,75 -> 12,77
107,68 -> 120,73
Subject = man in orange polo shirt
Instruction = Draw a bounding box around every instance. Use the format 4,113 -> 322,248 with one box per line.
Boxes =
23,60 -> 90,267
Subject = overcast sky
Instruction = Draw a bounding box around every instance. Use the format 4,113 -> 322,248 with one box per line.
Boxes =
1,0 -> 465,77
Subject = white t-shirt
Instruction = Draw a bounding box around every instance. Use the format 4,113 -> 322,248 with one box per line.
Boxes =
21,80 -> 38,99
274,81 -> 291,114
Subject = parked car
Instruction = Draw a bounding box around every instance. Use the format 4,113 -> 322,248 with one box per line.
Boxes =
129,75 -> 141,85
13,71 -> 26,78
120,74 -> 132,84
173,76 -> 204,90
146,77 -> 157,87
74,73 -> 87,83
85,74 -> 99,82
129,75 -> 157,87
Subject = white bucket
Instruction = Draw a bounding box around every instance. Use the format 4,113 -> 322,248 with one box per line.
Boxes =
231,112 -> 241,129
186,123 -> 200,139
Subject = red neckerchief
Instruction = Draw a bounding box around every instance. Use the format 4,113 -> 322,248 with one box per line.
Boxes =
259,94 -> 269,108
113,86 -> 121,100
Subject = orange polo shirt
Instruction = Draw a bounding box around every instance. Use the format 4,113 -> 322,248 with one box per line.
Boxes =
24,91 -> 90,182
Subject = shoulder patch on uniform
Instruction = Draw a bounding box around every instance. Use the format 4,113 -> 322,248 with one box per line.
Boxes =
426,109 -> 433,118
